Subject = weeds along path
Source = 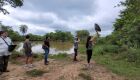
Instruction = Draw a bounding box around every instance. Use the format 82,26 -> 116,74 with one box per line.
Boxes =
0,54 -> 124,80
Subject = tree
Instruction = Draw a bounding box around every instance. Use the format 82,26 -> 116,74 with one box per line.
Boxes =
76,30 -> 89,41
0,0 -> 23,14
19,25 -> 28,36
110,0 -> 140,48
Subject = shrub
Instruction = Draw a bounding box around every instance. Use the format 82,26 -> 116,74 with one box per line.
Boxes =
93,44 -> 119,55
127,48 -> 140,64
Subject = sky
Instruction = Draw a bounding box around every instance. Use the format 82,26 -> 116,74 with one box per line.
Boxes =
0,0 -> 124,36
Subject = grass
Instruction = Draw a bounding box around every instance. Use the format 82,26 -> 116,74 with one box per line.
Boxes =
94,54 -> 140,80
79,73 -> 92,80
49,53 -> 70,60
33,54 -> 44,61
26,69 -> 46,77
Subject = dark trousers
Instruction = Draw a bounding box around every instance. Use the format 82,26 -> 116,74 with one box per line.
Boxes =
0,55 -> 10,72
74,49 -> 78,61
86,50 -> 92,63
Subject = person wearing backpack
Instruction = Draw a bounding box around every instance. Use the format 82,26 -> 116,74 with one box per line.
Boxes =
42,36 -> 50,65
0,31 -> 12,74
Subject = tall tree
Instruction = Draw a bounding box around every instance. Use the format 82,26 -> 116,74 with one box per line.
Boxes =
76,30 -> 89,41
112,0 -> 140,48
19,25 -> 28,36
0,0 -> 23,14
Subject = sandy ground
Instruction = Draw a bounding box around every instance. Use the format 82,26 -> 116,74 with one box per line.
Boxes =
0,55 -> 124,80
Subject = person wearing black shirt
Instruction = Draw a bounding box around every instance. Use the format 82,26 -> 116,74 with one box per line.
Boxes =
42,36 -> 50,65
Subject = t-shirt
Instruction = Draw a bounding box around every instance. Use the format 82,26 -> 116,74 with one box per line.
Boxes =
74,39 -> 78,49
87,41 -> 93,50
23,40 -> 32,53
0,36 -> 12,56
44,40 -> 50,48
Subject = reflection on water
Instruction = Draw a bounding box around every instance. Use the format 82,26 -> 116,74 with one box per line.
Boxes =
16,42 -> 74,54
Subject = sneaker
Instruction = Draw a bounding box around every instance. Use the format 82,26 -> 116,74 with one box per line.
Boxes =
23,64 -> 29,69
28,64 -> 34,68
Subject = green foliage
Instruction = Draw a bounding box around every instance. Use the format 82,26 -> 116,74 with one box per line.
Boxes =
94,54 -> 140,80
93,44 -> 119,55
28,33 -> 44,41
26,69 -> 46,77
11,51 -> 23,59
19,25 -> 28,36
112,0 -> 140,48
76,30 -> 89,42
45,30 -> 73,42
126,48 -> 140,64
0,0 -> 23,14
33,54 -> 44,61
49,53 -> 70,60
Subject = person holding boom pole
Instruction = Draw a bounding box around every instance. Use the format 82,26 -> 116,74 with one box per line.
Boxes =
86,23 -> 101,68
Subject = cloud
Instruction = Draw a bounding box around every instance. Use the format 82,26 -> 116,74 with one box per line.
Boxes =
0,0 -> 124,36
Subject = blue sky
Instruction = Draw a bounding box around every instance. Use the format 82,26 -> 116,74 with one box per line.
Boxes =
0,0 -> 124,36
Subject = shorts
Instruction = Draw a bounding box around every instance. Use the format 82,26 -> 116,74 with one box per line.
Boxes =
25,51 -> 32,57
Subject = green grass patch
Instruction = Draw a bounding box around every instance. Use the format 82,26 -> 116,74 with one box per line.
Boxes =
26,69 -> 46,77
93,44 -> 119,55
33,54 -> 44,61
79,44 -> 86,54
94,54 -> 140,80
49,53 -> 70,60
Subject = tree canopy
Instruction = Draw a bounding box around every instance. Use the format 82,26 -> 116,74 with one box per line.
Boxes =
0,0 -> 23,14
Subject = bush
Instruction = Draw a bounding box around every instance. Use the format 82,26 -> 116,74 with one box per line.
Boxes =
93,44 -> 119,55
127,48 -> 140,64
104,45 -> 119,53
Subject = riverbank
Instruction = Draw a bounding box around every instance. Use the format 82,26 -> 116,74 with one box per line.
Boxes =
0,53 -> 124,80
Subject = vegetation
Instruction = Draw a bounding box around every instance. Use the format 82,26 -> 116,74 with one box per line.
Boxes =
45,30 -> 73,42
91,0 -> 140,79
19,25 -> 28,36
76,30 -> 89,42
49,53 -> 70,60
0,24 -> 74,41
0,0 -> 23,14
26,69 -> 46,77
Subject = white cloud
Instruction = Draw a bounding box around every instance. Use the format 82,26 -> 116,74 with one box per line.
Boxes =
0,0 -> 124,36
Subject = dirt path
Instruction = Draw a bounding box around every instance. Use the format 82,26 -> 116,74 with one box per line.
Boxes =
0,55 -> 124,80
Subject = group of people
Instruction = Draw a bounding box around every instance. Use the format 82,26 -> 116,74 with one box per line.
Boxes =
0,30 -> 97,75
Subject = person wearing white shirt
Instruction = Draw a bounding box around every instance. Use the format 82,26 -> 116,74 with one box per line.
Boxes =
73,36 -> 80,61
0,31 -> 12,75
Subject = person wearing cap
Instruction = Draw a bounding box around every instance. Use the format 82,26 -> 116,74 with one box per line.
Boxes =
0,31 -> 12,75
73,36 -> 80,61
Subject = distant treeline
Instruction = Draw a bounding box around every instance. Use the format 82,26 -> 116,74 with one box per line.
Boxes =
0,23 -> 90,42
